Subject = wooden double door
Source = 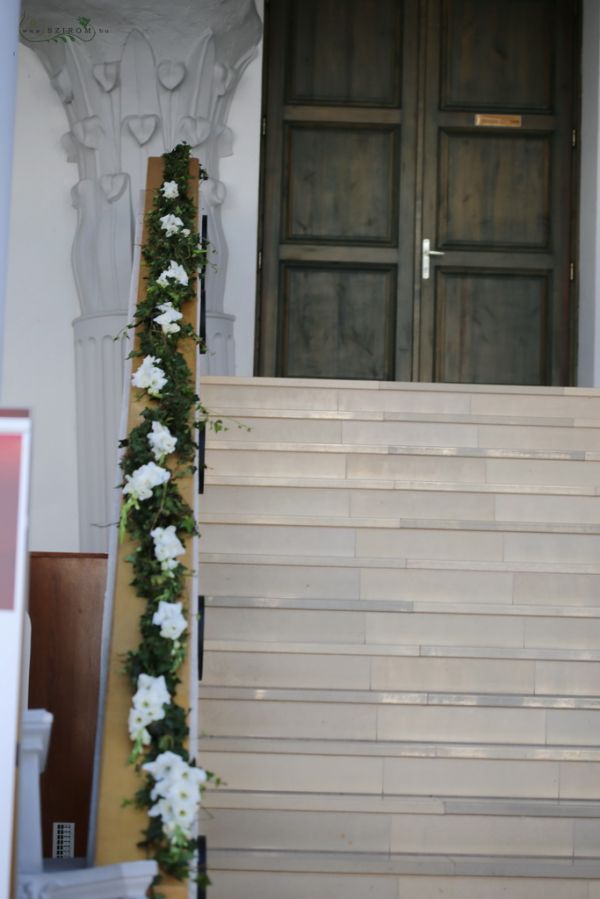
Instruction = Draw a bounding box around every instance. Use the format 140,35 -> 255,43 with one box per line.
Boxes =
256,0 -> 579,385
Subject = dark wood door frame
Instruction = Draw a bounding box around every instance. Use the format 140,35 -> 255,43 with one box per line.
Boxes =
255,0 -> 581,386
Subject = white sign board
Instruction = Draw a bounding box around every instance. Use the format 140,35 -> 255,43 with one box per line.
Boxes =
0,411 -> 31,899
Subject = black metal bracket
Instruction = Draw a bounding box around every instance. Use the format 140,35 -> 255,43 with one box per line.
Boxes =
198,427 -> 206,495
199,213 -> 207,350
197,595 -> 205,681
196,835 -> 207,898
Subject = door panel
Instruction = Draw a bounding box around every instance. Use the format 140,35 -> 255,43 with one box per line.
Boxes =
438,132 -> 551,249
435,271 -> 549,384
258,0 -> 418,381
284,125 -> 399,243
288,0 -> 404,106
282,265 -> 396,378
419,0 -> 576,385
258,0 -> 578,386
441,0 -> 554,111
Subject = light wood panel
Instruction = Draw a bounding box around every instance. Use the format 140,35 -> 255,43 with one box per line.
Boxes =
93,157 -> 199,899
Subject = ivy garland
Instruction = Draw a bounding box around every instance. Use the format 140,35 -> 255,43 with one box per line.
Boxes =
118,143 -> 219,895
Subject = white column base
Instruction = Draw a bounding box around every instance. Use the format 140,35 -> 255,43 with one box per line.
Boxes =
18,709 -> 53,876
201,311 -> 236,376
17,860 -> 159,899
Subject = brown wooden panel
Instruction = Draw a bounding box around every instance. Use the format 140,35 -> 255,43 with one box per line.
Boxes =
28,552 -> 106,859
287,0 -> 403,107
434,271 -> 549,384
285,105 -> 403,125
284,125 -> 399,243
439,131 -> 551,249
441,0 -> 554,112
282,265 -> 395,379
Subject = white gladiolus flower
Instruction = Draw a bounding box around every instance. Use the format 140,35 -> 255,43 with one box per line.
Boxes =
128,674 -> 170,742
135,673 -> 170,708
152,601 -> 187,640
153,301 -> 182,334
143,751 -> 186,782
156,260 -> 189,287
132,355 -> 167,396
127,709 -> 151,746
143,750 -> 207,838
182,228 -> 191,237
123,461 -> 170,502
161,180 -> 179,199
150,525 -> 185,572
178,765 -> 207,786
147,420 -> 177,461
159,213 -> 184,236
148,797 -> 174,823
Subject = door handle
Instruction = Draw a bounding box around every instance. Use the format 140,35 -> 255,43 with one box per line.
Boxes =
422,238 -> 445,280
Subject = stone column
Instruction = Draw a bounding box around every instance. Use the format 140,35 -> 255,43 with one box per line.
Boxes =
20,0 -> 262,550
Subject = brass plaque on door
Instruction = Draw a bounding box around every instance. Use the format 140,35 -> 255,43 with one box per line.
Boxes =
474,113 -> 522,128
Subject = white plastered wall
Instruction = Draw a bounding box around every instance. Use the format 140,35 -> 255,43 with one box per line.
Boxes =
1,45 -> 80,551
221,0 -> 264,376
578,0 -> 600,386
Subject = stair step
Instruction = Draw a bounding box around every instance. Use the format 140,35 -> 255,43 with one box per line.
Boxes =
200,511 -> 600,535
202,481 -> 600,524
203,375 -> 600,419
206,630 -> 600,658
200,734 -> 600,762
204,603 -> 600,651
206,851 -> 600,899
207,439 -> 600,460
214,406 -> 600,428
201,686 -> 600,710
204,646 -> 600,696
201,558 -> 600,605
204,595 -> 600,616
206,444 -> 600,487
205,473 -> 600,496
199,737 -> 600,800
204,790 -> 600,818
200,690 -> 600,746
208,405 -> 600,429
202,805 -> 600,857
208,412 -> 600,453
199,521 -> 600,565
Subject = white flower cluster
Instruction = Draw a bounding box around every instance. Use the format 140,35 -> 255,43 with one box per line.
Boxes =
160,180 -> 179,199
152,600 -> 187,640
157,260 -> 189,288
153,301 -> 183,334
159,213 -> 184,236
158,214 -> 191,239
128,674 -> 170,745
151,524 -> 185,573
132,355 -> 167,396
147,420 -> 177,461
143,751 -> 207,839
123,461 -> 170,502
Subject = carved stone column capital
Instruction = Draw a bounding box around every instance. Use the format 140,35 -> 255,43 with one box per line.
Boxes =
21,0 -> 262,317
